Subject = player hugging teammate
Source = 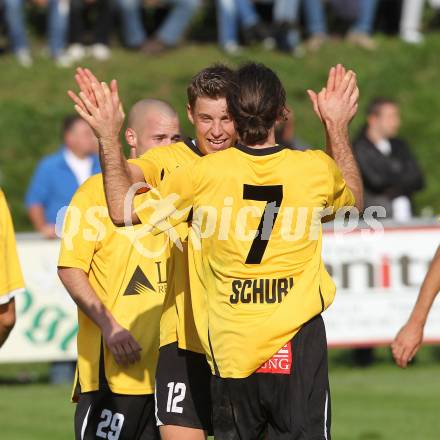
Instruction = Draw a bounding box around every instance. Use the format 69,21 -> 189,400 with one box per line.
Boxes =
63,62 -> 362,439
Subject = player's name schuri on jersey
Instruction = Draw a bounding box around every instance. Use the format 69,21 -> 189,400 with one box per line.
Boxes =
230,277 -> 294,304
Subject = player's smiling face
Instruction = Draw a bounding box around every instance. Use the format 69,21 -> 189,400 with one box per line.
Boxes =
187,97 -> 236,155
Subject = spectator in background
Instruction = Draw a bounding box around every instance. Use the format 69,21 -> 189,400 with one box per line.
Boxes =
3,0 -> 32,66
400,0 -> 440,44
141,0 -> 201,55
26,115 -> 100,240
47,0 -> 70,64
272,0 -> 327,54
353,98 -> 424,367
117,0 -> 146,49
345,0 -> 380,50
118,0 -> 201,53
33,0 -> 71,66
0,189 -> 24,348
353,97 -> 425,222
66,0 -> 115,62
400,0 -> 426,44
216,0 -> 268,54
3,0 -> 71,67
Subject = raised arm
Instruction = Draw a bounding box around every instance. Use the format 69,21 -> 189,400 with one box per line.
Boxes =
308,64 -> 364,212
68,68 -> 145,225
391,246 -> 440,368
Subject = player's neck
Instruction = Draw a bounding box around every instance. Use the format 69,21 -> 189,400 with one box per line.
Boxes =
246,128 -> 276,149
65,147 -> 89,160
366,126 -> 386,145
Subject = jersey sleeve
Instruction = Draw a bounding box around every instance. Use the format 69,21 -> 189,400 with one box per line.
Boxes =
129,149 -> 163,188
133,165 -> 195,235
314,150 -> 355,212
58,177 -> 103,272
0,190 -> 25,305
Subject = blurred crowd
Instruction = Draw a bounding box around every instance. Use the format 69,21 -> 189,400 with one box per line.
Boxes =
1,0 -> 440,67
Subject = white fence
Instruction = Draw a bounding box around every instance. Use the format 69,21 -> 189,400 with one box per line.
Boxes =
0,223 -> 439,363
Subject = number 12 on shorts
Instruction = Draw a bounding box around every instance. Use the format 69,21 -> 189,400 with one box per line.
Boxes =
166,382 -> 187,414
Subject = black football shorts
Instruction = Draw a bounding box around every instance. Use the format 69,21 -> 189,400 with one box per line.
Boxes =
74,390 -> 159,440
155,342 -> 213,433
211,314 -> 331,440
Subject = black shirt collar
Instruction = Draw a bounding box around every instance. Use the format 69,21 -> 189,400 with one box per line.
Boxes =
184,138 -> 204,157
235,143 -> 290,156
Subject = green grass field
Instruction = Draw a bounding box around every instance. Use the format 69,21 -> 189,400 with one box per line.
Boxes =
0,36 -> 439,230
1,349 -> 440,439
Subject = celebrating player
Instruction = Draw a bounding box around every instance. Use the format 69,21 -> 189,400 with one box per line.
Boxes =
58,99 -> 179,440
73,62 -> 362,438
70,65 -> 237,440
392,246 -> 440,368
0,189 -> 24,348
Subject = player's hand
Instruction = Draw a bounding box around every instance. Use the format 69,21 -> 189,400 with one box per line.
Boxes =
307,64 -> 347,123
40,224 -> 57,239
68,68 -> 125,142
102,321 -> 142,367
69,67 -> 99,111
391,321 -> 424,368
307,64 -> 359,128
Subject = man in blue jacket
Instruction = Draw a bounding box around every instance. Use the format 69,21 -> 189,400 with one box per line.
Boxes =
26,115 -> 101,239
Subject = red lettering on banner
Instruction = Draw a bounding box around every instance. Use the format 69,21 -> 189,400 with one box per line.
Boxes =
256,342 -> 292,375
381,255 -> 390,289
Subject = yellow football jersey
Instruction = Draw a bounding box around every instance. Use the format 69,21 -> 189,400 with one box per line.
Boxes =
134,145 -> 355,378
58,174 -> 168,396
131,139 -> 204,353
0,189 -> 25,304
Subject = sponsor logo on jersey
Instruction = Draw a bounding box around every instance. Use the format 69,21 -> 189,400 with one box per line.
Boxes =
230,277 -> 294,304
123,266 -> 156,296
256,342 -> 292,374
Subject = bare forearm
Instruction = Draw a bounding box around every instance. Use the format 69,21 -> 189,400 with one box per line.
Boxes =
0,324 -> 12,347
58,267 -> 115,331
0,300 -> 15,348
325,123 -> 364,212
28,205 -> 49,231
0,326 -> 11,347
408,247 -> 440,326
99,137 -> 139,225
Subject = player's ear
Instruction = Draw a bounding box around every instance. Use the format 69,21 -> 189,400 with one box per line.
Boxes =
125,128 -> 137,148
187,103 -> 195,125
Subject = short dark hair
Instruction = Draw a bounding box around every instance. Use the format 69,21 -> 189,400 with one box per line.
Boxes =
227,62 -> 287,145
366,97 -> 397,116
62,115 -> 82,136
187,64 -> 235,109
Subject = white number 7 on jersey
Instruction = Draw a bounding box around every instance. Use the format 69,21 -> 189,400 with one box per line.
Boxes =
243,184 -> 284,264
